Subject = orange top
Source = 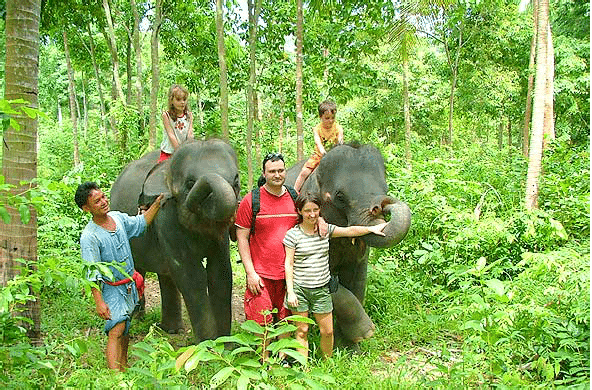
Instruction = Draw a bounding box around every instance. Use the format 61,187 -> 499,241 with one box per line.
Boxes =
305,122 -> 343,170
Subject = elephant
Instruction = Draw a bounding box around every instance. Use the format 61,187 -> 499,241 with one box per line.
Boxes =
285,142 -> 411,347
110,139 -> 240,341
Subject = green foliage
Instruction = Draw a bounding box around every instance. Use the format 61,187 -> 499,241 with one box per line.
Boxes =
175,314 -> 335,389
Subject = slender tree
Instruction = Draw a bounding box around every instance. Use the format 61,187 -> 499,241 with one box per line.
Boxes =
295,0 -> 304,160
246,0 -> 261,188
543,21 -> 555,147
1,0 -> 42,344
148,0 -> 162,149
102,0 -> 126,102
522,0 -> 537,157
216,0 -> 229,140
63,31 -> 81,166
525,0 -> 551,210
130,0 -> 145,134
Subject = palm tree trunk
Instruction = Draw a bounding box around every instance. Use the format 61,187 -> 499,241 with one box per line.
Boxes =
295,0 -> 304,160
1,0 -> 42,344
525,0 -> 549,210
216,0 -> 229,140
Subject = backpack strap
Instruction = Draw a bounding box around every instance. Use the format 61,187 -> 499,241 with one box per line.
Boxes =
250,187 -> 261,236
285,185 -> 298,202
249,185 -> 298,236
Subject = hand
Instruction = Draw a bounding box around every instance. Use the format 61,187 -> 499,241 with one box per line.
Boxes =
246,272 -> 264,295
316,217 -> 329,238
286,291 -> 299,308
96,301 -> 111,320
368,222 -> 388,236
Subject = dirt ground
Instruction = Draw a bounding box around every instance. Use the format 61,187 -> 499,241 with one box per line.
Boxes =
143,277 -> 246,327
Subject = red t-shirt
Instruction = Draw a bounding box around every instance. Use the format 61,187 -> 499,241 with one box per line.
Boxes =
235,186 -> 298,280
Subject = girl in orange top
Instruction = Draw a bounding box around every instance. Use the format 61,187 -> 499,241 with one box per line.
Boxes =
294,101 -> 344,192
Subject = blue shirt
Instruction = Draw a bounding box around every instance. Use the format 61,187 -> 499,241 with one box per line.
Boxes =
80,211 -> 146,282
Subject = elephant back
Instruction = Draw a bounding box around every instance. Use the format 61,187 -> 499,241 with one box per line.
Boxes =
110,150 -> 163,216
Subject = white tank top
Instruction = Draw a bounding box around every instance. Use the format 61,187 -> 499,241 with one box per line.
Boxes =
160,111 -> 190,154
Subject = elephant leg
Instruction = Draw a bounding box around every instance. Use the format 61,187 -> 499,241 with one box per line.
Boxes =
158,274 -> 184,333
338,251 -> 369,304
332,285 -> 375,345
206,240 -> 232,337
174,261 -> 218,342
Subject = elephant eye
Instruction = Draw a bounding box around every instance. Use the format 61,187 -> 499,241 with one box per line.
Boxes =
334,190 -> 347,205
185,179 -> 195,191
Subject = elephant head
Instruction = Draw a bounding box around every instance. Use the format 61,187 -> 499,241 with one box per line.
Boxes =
301,143 -> 411,248
143,139 -> 240,237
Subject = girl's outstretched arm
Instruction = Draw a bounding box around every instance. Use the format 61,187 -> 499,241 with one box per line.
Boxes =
332,222 -> 388,238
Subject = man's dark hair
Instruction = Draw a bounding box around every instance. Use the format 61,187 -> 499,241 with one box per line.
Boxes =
75,181 -> 100,209
262,152 -> 284,172
294,192 -> 323,224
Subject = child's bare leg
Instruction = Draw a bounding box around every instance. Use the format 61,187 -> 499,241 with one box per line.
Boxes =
294,167 -> 312,192
314,312 -> 334,358
106,321 -> 126,371
292,311 -> 310,358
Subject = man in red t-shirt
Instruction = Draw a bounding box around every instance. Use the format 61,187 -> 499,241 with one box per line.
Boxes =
236,153 -> 297,326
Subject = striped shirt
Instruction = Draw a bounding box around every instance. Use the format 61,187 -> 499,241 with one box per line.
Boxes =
283,224 -> 336,288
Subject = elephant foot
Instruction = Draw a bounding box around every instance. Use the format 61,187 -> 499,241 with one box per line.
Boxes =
156,322 -> 185,334
340,318 -> 375,343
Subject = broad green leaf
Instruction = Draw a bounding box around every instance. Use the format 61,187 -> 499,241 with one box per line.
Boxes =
210,366 -> 235,387
485,278 -> 505,296
0,206 -> 10,224
281,349 -> 307,366
175,345 -> 198,371
230,346 -> 257,356
237,374 -> 250,390
234,356 -> 261,368
18,204 -> 30,224
241,320 -> 265,334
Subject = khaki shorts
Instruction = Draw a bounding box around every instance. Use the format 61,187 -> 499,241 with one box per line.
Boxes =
285,283 -> 332,314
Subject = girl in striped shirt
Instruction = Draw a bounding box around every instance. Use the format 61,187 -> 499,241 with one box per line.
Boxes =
284,193 -> 387,361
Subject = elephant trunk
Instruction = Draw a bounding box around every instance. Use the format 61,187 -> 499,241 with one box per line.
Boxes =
185,174 -> 237,222
361,198 -> 411,248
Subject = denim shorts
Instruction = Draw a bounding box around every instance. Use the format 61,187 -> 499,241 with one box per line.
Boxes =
285,283 -> 333,314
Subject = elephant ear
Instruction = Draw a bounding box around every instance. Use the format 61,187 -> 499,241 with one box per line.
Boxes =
302,169 -> 321,196
138,161 -> 173,207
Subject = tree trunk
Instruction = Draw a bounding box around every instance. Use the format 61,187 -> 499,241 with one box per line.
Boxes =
1,0 -> 42,344
497,118 -> 504,150
126,35 -> 133,105
148,0 -> 162,149
246,0 -> 261,188
402,56 -> 412,167
87,22 -> 109,136
522,0 -> 537,157
507,117 -> 512,149
525,0 -> 549,210
63,31 -> 81,167
543,22 -> 555,148
216,0 -> 229,140
82,74 -> 89,139
102,0 -> 125,102
130,0 -> 145,136
295,0 -> 304,160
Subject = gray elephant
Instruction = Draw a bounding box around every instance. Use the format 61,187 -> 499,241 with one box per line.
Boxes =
285,143 -> 411,347
110,139 -> 240,341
